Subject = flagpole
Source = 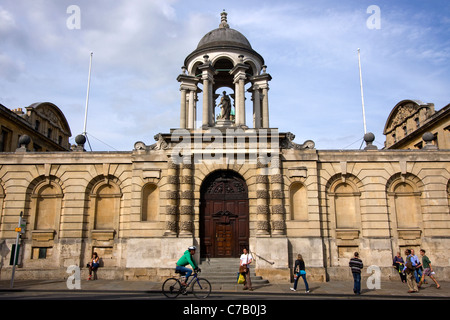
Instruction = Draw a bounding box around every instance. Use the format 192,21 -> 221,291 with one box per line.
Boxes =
83,52 -> 93,136
358,48 -> 367,134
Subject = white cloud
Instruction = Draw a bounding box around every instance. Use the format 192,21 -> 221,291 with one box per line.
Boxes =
1,0 -> 449,151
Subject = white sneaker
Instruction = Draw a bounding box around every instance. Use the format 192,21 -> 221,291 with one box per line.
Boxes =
305,290 -> 310,293
290,287 -> 296,291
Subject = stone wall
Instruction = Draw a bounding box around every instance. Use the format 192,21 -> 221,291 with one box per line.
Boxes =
0,142 -> 449,282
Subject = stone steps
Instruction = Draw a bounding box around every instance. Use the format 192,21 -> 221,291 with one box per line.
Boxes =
199,258 -> 269,285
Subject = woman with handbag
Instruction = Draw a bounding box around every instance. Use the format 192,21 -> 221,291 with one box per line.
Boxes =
239,248 -> 254,291
290,254 -> 310,293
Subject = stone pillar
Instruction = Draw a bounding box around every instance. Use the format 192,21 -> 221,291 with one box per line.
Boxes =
238,78 -> 246,126
234,80 -> 241,126
179,162 -> 194,237
262,87 -> 269,128
230,55 -> 249,128
180,89 -> 187,129
250,69 -> 271,128
177,71 -> 199,129
256,156 -> 270,236
251,86 -> 262,128
164,158 -> 178,237
202,76 -> 210,128
209,82 -> 215,126
270,161 -> 286,236
199,55 -> 216,129
188,90 -> 195,129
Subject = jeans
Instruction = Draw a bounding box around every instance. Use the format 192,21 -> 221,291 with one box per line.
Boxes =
352,272 -> 361,294
293,273 -> 309,291
414,268 -> 423,283
175,266 -> 192,282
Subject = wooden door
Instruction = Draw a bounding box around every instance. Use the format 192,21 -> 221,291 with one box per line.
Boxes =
215,223 -> 233,256
200,171 -> 249,258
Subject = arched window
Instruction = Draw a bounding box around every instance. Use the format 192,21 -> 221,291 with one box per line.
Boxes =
386,174 -> 423,240
31,182 -> 63,231
333,182 -> 359,229
92,183 -> 121,230
392,182 -> 421,229
34,184 -> 62,230
142,183 -> 159,221
290,182 -> 308,221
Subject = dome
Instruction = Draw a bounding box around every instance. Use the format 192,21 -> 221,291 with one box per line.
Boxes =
184,11 -> 264,67
197,27 -> 252,51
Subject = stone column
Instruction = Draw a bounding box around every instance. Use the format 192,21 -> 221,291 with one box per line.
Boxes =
230,56 -> 249,128
250,70 -> 271,128
177,71 -> 199,129
164,158 -> 178,237
199,55 -> 216,129
238,78 -> 246,126
270,158 -> 285,236
251,86 -> 261,128
188,90 -> 195,129
234,80 -> 241,126
202,77 -> 210,128
262,87 -> 269,128
179,162 -> 194,237
180,89 -> 187,129
256,156 -> 270,236
209,82 -> 215,126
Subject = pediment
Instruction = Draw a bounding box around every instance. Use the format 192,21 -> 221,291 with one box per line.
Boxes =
383,100 -> 430,134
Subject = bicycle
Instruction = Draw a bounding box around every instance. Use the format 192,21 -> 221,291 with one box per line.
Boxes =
162,269 -> 212,299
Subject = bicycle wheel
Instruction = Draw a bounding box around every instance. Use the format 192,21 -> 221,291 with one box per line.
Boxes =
162,277 -> 182,298
192,278 -> 212,299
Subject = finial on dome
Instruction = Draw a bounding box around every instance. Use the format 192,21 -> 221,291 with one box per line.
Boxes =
219,10 -> 229,28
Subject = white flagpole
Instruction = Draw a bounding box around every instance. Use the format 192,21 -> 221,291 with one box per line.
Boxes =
358,48 -> 367,134
83,52 -> 93,136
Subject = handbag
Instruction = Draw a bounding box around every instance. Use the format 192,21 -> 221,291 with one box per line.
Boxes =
238,273 -> 245,284
239,252 -> 249,273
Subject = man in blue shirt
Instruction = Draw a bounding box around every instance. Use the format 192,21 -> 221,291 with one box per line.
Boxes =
411,249 -> 423,283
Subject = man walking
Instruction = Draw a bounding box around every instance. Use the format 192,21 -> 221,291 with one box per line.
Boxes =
418,249 -> 441,289
349,252 -> 363,295
404,249 -> 419,293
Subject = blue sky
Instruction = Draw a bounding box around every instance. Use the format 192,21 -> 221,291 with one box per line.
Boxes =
1,0 -> 449,151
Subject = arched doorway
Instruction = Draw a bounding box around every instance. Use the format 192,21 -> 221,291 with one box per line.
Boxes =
200,170 -> 249,258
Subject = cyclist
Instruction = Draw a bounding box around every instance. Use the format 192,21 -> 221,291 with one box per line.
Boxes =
176,246 -> 200,286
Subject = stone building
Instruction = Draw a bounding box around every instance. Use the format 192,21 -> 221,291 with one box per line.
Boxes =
0,102 -> 72,152
384,99 -> 450,150
0,12 -> 449,283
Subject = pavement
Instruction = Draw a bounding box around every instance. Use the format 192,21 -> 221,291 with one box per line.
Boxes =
1,278 -> 449,300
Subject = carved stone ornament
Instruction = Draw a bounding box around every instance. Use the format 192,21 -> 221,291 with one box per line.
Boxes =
180,221 -> 193,232
166,205 -> 177,215
257,220 -> 270,231
165,221 -> 177,232
389,104 -> 417,129
272,204 -> 284,214
272,220 -> 286,231
257,205 -> 270,214
281,132 -> 315,150
180,205 -> 194,215
133,133 -> 169,151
